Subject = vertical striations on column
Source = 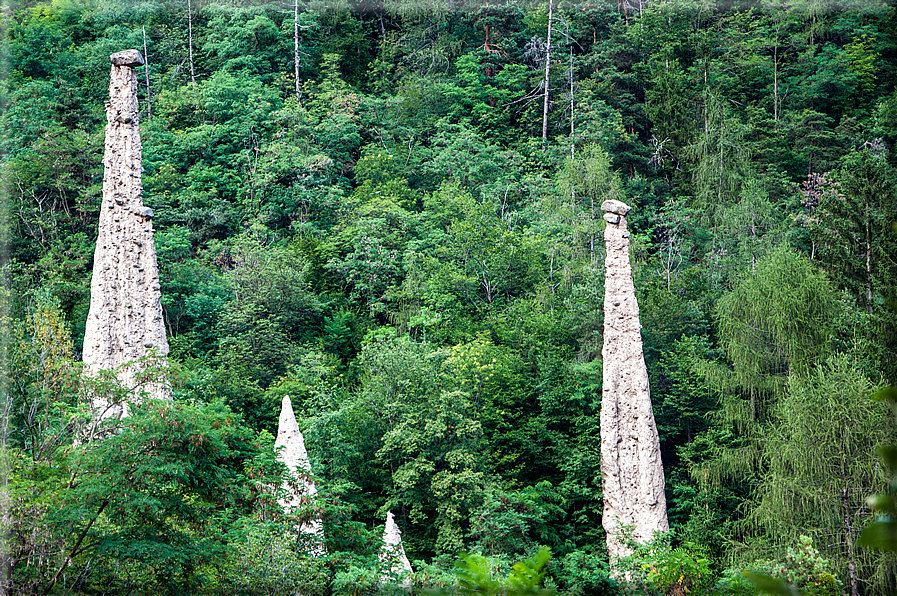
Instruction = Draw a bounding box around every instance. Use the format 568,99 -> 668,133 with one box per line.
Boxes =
600,199 -> 668,561
379,511 -> 413,587
275,395 -> 326,556
83,50 -> 170,418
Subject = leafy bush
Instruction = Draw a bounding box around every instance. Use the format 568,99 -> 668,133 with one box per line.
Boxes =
332,565 -> 382,596
554,551 -> 618,595
774,537 -> 842,596
425,548 -> 555,595
615,535 -> 715,596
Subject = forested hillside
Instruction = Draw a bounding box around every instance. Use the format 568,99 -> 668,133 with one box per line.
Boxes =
4,0 -> 897,593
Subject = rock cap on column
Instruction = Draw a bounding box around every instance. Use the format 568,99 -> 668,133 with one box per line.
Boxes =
111,50 -> 144,67
601,199 -> 631,216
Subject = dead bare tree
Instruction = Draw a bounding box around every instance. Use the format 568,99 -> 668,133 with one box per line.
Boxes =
142,26 -> 152,119
293,0 -> 301,100
554,17 -> 581,161
277,0 -> 313,102
541,0 -> 553,151
187,0 -> 196,84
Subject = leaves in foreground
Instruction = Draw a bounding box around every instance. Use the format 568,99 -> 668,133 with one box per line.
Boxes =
742,571 -> 803,596
425,547 -> 555,596
858,387 -> 897,553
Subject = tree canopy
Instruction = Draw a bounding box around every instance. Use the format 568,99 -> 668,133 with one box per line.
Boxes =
3,0 -> 897,593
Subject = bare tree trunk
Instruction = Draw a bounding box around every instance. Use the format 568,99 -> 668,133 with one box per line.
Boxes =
773,36 -> 779,122
142,27 -> 152,120
187,0 -> 196,85
294,0 -> 301,101
751,219 -> 757,271
866,196 -> 873,315
569,43 -> 574,160
541,0 -> 553,151
718,118 -> 724,204
842,488 -> 860,596
570,41 -> 575,211
589,194 -> 595,265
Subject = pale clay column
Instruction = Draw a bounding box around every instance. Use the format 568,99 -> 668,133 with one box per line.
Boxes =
600,200 -> 669,561
275,396 -> 326,555
379,511 -> 413,587
83,50 -> 170,418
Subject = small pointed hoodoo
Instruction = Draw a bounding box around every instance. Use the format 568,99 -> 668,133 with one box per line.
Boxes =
275,395 -> 325,554
379,511 -> 412,587
83,50 -> 170,419
600,199 -> 669,561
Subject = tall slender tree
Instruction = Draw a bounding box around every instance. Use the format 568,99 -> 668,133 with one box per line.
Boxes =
810,148 -> 897,317
142,27 -> 152,119
541,0 -> 553,151
293,0 -> 302,101
187,0 -> 196,85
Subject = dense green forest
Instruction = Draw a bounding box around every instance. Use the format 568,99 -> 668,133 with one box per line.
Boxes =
3,0 -> 897,593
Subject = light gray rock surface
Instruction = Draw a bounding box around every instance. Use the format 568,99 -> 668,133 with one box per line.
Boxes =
110,49 -> 144,67
379,511 -> 412,587
275,395 -> 325,555
600,200 -> 669,561
83,50 -> 170,418
601,199 -> 632,216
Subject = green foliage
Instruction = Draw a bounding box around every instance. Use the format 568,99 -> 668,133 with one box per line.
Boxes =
746,356 -> 891,549
844,34 -> 879,94
428,188 -> 543,313
742,571 -> 802,596
469,485 -> 556,558
7,0 -> 897,591
859,387 -> 897,552
332,564 -> 383,596
554,551 -> 617,595
774,537 -> 843,596
205,519 -> 330,595
743,536 -> 843,596
716,245 -> 839,390
428,547 -> 555,596
808,149 -> 897,380
10,289 -> 79,461
10,395 -> 287,594
684,91 -> 747,215
616,535 -> 716,596
215,227 -> 325,408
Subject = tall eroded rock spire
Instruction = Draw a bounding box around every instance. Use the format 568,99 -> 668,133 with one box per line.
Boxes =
83,50 -> 170,417
600,199 -> 669,560
275,395 -> 325,555
379,511 -> 413,587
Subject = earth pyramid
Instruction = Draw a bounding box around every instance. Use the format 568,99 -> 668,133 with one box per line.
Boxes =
600,199 -> 669,560
275,395 -> 326,555
83,50 -> 170,419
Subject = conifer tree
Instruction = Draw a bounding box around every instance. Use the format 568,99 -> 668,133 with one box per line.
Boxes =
692,247 -> 839,512
748,356 -> 895,596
